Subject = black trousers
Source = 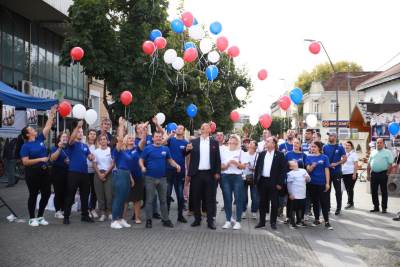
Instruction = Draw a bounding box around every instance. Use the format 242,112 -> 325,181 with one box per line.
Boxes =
191,170 -> 216,223
88,173 -> 97,210
51,166 -> 68,212
310,184 -> 329,222
64,171 -> 90,218
328,172 -> 342,211
257,178 -> 278,225
343,173 -> 357,205
188,180 -> 207,213
25,167 -> 51,219
371,171 -> 388,210
290,199 -> 306,226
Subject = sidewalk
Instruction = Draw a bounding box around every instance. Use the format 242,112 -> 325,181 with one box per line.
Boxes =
0,180 -> 399,266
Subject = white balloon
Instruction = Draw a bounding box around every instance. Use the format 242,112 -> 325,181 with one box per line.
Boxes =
306,114 -> 318,128
155,112 -> 166,125
172,57 -> 184,71
72,104 -> 86,119
199,38 -> 213,54
207,50 -> 220,63
84,109 -> 98,125
249,114 -> 259,126
235,86 -> 247,101
188,25 -> 204,40
163,49 -> 177,64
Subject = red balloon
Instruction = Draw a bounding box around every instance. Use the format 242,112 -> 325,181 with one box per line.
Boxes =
216,36 -> 229,52
154,37 -> 167,49
258,69 -> 268,80
209,121 -> 217,133
309,42 -> 321,55
70,47 -> 84,61
230,111 -> 240,122
259,114 -> 272,129
183,47 -> 198,63
227,46 -> 240,58
142,41 -> 156,55
120,91 -> 133,106
58,101 -> 72,118
279,95 -> 291,110
181,11 -> 194,27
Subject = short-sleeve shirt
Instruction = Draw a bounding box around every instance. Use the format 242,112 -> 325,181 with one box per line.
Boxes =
128,148 -> 142,181
112,148 -> 132,171
167,137 -> 188,173
285,151 -> 307,169
20,133 -> 48,167
50,146 -> 68,169
301,142 -> 311,155
220,148 -> 246,175
287,168 -> 309,199
140,144 -> 171,178
278,142 -> 294,154
67,142 -> 90,174
323,144 -> 346,174
306,154 -> 330,185
93,147 -> 113,171
342,150 -> 358,175
368,148 -> 394,173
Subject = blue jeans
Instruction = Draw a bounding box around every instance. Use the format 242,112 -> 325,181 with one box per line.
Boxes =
167,169 -> 185,216
243,182 -> 259,213
221,174 -> 244,222
112,169 -> 131,220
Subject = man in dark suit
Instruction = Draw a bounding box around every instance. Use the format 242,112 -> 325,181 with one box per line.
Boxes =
186,123 -> 221,230
254,136 -> 286,230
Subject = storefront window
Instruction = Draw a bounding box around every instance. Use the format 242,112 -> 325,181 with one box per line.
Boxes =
1,19 -> 13,68
3,68 -> 13,84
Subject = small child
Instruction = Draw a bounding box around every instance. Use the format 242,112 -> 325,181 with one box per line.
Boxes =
287,160 -> 311,228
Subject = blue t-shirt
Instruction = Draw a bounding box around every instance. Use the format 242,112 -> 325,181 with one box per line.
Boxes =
141,144 -> 171,178
301,142 -> 311,155
67,142 -> 90,174
167,137 -> 188,173
278,142 -> 293,154
112,148 -> 132,171
285,151 -> 307,169
323,144 -> 346,174
50,146 -> 68,169
135,135 -> 153,147
20,133 -> 48,167
128,148 -> 142,182
306,154 -> 330,185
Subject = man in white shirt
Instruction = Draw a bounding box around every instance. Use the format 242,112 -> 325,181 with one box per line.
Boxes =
257,129 -> 271,153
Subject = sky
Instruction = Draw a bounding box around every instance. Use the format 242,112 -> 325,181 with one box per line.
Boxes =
167,0 -> 400,116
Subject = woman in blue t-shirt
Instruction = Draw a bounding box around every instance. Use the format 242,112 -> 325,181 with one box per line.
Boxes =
20,106 -> 56,227
306,141 -> 333,230
50,132 -> 70,220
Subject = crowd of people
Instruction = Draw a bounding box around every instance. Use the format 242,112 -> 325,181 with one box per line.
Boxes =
18,107 -> 397,230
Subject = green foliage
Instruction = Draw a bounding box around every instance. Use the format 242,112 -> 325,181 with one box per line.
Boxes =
61,0 -> 252,132
242,116 -> 290,141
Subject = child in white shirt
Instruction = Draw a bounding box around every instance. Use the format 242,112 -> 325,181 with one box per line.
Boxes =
287,160 -> 311,228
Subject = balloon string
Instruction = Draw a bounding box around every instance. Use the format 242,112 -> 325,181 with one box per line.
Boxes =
205,81 -> 214,113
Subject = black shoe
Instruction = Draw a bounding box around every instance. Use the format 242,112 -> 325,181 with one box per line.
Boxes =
271,223 -> 277,230
178,216 -> 187,223
393,217 -> 400,221
191,220 -> 201,227
63,217 -> 70,225
335,210 -> 340,215
81,216 -> 95,223
283,218 -> 290,224
153,213 -> 161,219
325,222 -> 333,230
146,219 -> 152,228
162,220 -> 174,228
370,208 -> 379,212
382,209 -> 387,214
207,222 -> 216,230
312,220 -> 321,227
344,204 -> 354,209
255,222 -> 266,229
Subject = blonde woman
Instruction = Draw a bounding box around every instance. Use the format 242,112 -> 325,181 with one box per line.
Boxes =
220,134 -> 246,230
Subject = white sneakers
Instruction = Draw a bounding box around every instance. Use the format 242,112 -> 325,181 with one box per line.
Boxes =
28,217 -> 48,227
252,213 -> 257,219
108,214 -> 113,221
98,215 -> 106,222
110,219 -> 131,229
222,220 -> 241,230
222,221 -> 232,229
233,222 -> 241,230
54,211 -> 64,219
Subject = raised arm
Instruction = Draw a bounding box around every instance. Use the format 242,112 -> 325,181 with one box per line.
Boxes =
69,120 -> 84,145
116,117 -> 126,151
43,105 -> 57,138
152,116 -> 165,135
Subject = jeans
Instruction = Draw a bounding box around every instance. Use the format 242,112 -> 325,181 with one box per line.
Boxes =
328,172 -> 342,211
167,169 -> 185,217
371,171 -> 388,210
221,174 -> 244,222
4,159 -> 16,186
94,171 -> 112,213
343,173 -> 357,205
243,181 -> 259,213
145,176 -> 169,221
111,169 -> 131,220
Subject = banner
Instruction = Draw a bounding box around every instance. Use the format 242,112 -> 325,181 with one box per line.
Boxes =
0,106 -> 26,138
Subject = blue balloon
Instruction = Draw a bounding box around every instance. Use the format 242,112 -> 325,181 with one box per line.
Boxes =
149,29 -> 162,41
205,65 -> 219,81
171,19 -> 184,34
184,42 -> 196,51
290,88 -> 303,105
186,104 -> 198,118
388,122 -> 400,136
210,21 -> 222,35
166,122 -> 178,133
193,18 -> 198,25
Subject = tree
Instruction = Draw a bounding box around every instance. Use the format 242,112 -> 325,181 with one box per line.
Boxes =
61,0 -> 252,132
242,117 -> 289,142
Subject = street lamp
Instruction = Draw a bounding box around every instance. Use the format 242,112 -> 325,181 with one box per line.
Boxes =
304,39 -> 339,138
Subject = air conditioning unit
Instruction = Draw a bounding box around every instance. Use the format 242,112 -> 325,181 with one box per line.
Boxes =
19,80 -> 32,95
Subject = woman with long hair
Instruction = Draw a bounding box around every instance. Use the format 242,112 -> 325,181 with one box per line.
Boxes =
342,141 -> 358,209
86,129 -> 98,219
50,132 -> 70,219
20,105 -> 56,227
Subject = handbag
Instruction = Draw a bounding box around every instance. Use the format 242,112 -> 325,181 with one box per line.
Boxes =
245,153 -> 258,185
